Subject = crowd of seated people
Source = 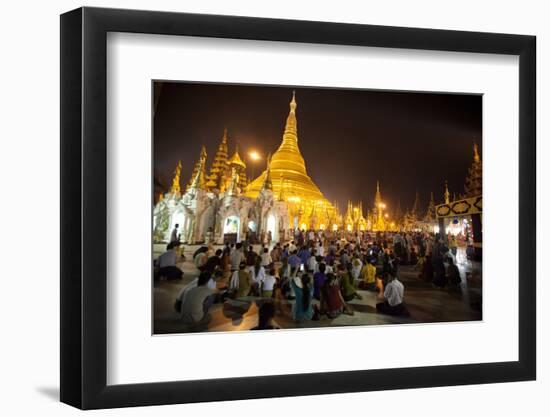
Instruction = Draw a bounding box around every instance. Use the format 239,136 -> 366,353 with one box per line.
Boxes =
161,228 -> 468,330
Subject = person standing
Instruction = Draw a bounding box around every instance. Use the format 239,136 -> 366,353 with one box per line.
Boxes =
290,274 -> 314,322
170,224 -> 180,243
312,262 -> 327,300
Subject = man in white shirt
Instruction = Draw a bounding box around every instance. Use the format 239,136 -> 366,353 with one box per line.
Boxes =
230,243 -> 245,271
307,250 -> 317,273
376,273 -> 409,316
260,247 -> 272,267
288,241 -> 297,253
156,242 -> 183,280
351,255 -> 363,281
180,272 -> 216,326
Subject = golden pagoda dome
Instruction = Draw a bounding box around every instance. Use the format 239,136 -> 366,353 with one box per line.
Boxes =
228,146 -> 247,168
245,91 -> 335,227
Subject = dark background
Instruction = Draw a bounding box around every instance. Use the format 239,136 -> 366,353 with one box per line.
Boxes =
153,81 -> 482,215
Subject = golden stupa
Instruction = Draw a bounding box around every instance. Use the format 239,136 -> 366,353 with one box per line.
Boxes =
246,92 -> 336,230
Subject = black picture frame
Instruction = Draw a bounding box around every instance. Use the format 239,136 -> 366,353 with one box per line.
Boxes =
60,6 -> 536,410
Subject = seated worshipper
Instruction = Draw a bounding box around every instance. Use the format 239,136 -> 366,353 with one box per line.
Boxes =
298,246 -> 311,268
174,269 -> 218,313
313,262 -> 327,300
321,273 -> 349,318
221,247 -> 232,281
432,256 -> 447,288
230,243 -> 245,272
246,245 -> 258,267
409,247 -> 418,266
248,256 -> 266,296
180,271 -> 217,326
317,241 -> 325,257
376,272 -> 409,316
204,249 -> 223,274
339,250 -> 350,266
340,263 -> 362,302
250,301 -> 279,330
288,240 -> 297,253
281,244 -> 290,260
325,259 -> 335,274
359,258 -> 377,291
446,256 -> 462,287
156,242 -> 183,280
277,257 -> 291,298
229,262 -> 253,298
193,247 -> 209,272
324,250 -> 335,266
351,254 -> 363,282
290,274 -> 315,322
260,267 -> 278,298
421,254 -> 434,281
260,247 -> 272,267
270,244 -> 281,263
288,250 -> 301,271
307,250 -> 318,273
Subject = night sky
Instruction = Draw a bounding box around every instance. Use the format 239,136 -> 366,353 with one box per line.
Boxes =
153,82 -> 482,216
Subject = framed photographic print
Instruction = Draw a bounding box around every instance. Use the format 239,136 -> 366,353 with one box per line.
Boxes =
60,6 -> 536,410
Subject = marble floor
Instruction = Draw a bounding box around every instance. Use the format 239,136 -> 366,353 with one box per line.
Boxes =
153,245 -> 482,334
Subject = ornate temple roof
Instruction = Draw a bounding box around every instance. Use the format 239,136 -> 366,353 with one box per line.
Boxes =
228,146 -> 247,168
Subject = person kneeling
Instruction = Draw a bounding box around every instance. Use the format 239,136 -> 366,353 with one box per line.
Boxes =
180,271 -> 216,327
376,273 -> 409,317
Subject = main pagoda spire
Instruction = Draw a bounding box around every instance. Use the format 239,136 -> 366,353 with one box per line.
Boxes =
268,90 -> 307,176
244,91 -> 335,230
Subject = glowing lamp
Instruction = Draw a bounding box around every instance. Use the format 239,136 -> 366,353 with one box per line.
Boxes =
248,150 -> 261,161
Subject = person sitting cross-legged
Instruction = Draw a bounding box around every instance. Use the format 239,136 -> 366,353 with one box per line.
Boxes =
260,267 -> 277,298
180,271 -> 216,327
155,242 -> 183,280
320,272 -> 350,319
340,262 -> 362,302
359,258 -> 377,291
229,261 -> 252,298
376,272 -> 409,317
